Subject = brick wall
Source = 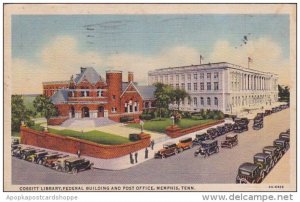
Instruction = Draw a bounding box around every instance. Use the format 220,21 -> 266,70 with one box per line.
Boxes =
166,120 -> 225,138
48,116 -> 69,125
20,126 -> 151,159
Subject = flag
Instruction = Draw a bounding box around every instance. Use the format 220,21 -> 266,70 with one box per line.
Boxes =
248,57 -> 253,63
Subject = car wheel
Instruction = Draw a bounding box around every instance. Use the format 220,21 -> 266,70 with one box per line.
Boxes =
22,155 -> 26,160
216,147 -> 219,153
162,155 -> 166,159
179,148 -> 183,153
31,158 -> 35,163
261,171 -> 265,179
239,178 -> 249,184
72,168 -> 78,174
38,160 -> 43,165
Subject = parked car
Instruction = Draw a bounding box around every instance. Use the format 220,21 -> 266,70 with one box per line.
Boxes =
216,126 -> 226,136
44,154 -> 69,167
286,129 -> 290,134
177,137 -> 193,152
64,157 -> 93,174
36,152 -> 58,165
11,137 -> 20,145
192,133 -> 210,146
224,123 -> 233,133
26,150 -> 48,163
253,153 -> 273,176
194,140 -> 219,158
21,149 -> 39,160
240,117 -> 250,125
233,119 -> 249,133
207,128 -> 218,139
279,132 -> 290,143
253,116 -> 263,130
154,142 -> 179,159
12,147 -> 34,159
273,138 -> 289,153
53,156 -> 74,171
264,110 -> 272,116
263,146 -> 281,164
221,134 -> 238,148
236,162 -> 264,184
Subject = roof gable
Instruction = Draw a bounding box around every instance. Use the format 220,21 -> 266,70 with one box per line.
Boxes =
74,67 -> 104,85
51,89 -> 68,104
121,81 -> 142,98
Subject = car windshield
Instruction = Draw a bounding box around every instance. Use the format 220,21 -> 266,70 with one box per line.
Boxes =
255,158 -> 264,162
240,170 -> 251,176
264,150 -> 271,155
275,142 -> 283,146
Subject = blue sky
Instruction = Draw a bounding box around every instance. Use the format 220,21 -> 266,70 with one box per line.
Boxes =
11,14 -> 291,94
12,14 -> 290,61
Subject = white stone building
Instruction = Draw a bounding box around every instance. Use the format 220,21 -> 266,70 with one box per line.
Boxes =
148,62 -> 278,115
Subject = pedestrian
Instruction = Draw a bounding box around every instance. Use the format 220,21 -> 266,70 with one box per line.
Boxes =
77,150 -> 81,158
134,152 -> 138,163
151,140 -> 155,150
129,153 -> 134,164
145,148 -> 148,159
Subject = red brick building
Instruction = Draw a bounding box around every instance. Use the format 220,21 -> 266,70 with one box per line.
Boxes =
43,67 -> 155,122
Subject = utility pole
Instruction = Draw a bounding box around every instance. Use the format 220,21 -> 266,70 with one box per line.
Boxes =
200,55 -> 203,65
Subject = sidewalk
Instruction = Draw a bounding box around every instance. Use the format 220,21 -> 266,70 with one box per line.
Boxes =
23,119 -> 233,170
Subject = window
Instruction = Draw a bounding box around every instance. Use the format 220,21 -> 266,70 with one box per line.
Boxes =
164,75 -> 168,83
214,72 -> 219,78
193,83 -> 198,91
193,97 -> 198,106
176,75 -> 179,82
101,91 -> 104,97
134,102 -> 138,111
176,84 -> 179,89
181,74 -> 185,81
112,107 -> 117,113
81,91 -> 85,97
188,98 -> 191,105
200,73 -> 204,79
194,73 -> 198,80
207,82 -> 211,90
187,74 -> 191,81
214,97 -> 218,106
200,97 -> 204,105
214,82 -> 219,90
207,97 -> 211,105
112,95 -> 116,100
160,76 -> 163,82
207,73 -> 211,79
170,75 -> 173,82
181,83 -> 185,90
86,91 -> 89,97
200,82 -> 204,90
187,83 -> 191,91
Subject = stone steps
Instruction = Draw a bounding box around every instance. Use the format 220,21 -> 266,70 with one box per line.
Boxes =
61,118 -> 117,128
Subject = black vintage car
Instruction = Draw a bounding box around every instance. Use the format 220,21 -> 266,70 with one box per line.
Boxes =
192,133 -> 210,146
264,110 -> 272,116
26,150 -> 48,163
263,146 -> 281,164
207,128 -> 219,139
236,162 -> 264,184
233,119 -> 249,133
64,157 -> 93,174
253,116 -> 263,130
12,147 -> 33,158
221,134 -> 238,148
224,123 -> 233,133
273,138 -> 289,153
216,126 -> 226,136
11,137 -> 20,145
21,149 -> 38,160
194,140 -> 219,158
279,132 -> 290,143
253,153 -> 273,177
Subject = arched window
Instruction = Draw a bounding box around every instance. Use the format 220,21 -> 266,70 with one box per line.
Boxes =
207,97 -> 211,105
214,97 -> 218,106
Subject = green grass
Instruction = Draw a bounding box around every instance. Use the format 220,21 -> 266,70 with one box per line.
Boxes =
127,118 -> 216,133
48,128 -> 131,145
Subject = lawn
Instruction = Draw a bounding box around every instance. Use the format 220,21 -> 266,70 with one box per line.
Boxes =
127,118 -> 216,133
48,128 -> 131,145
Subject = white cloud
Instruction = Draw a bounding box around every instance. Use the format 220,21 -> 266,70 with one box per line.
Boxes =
11,35 -> 290,94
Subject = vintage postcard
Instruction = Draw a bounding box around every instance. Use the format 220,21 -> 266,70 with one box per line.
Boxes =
3,4 -> 296,192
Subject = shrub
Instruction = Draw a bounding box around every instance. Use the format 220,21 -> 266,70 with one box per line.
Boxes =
139,114 -> 152,120
120,116 -> 134,123
182,112 -> 192,118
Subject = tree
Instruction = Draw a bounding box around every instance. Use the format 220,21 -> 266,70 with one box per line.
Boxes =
278,85 -> 290,103
11,95 -> 34,132
33,95 -> 58,126
170,88 -> 190,112
154,83 -> 172,118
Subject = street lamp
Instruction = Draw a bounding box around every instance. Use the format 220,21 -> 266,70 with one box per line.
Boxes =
170,116 -> 175,126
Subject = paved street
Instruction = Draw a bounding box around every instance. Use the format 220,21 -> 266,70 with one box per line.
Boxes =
12,109 -> 290,185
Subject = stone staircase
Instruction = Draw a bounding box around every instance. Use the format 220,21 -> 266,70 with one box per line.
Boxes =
61,118 -> 117,128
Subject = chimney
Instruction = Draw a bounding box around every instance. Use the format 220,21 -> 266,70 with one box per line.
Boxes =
80,67 -> 87,73
128,71 -> 134,82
